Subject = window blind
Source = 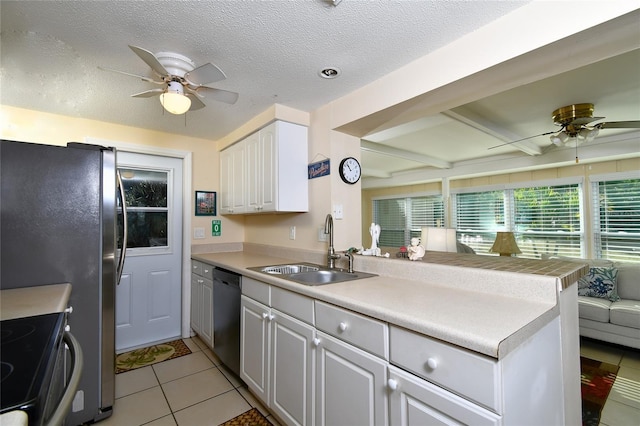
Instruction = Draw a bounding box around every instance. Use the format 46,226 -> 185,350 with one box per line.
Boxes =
592,178 -> 640,263
513,184 -> 582,259
372,195 -> 443,247
453,191 -> 504,254
453,184 -> 583,258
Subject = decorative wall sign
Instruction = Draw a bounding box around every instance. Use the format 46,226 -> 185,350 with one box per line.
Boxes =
308,159 -> 330,179
195,191 -> 216,216
211,220 -> 221,236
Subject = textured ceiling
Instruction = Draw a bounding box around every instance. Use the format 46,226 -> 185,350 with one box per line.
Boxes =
2,1 -> 638,187
0,0 -> 527,141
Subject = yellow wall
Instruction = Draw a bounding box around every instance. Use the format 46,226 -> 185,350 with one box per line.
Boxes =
0,105 -> 245,246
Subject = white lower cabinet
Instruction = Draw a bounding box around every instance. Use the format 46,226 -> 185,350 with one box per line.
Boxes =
240,285 -> 314,426
315,331 -> 388,426
190,260 -> 213,347
240,277 -> 564,426
388,365 -> 500,426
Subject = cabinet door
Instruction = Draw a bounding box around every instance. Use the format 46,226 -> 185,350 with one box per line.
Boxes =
200,277 -> 214,347
245,131 -> 262,212
240,295 -> 270,403
259,123 -> 276,212
219,149 -> 232,214
231,142 -> 246,213
270,310 -> 315,426
316,331 -> 388,426
190,273 -> 202,334
388,366 -> 500,426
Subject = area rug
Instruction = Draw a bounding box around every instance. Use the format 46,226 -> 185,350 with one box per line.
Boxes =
115,339 -> 192,373
581,356 -> 619,426
220,408 -> 272,426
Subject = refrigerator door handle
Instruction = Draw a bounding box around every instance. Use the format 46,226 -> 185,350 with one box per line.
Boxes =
116,170 -> 128,285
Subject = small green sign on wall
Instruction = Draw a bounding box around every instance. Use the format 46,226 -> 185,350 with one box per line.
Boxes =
212,220 -> 221,236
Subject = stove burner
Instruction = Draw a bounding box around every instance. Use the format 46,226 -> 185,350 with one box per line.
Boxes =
1,323 -> 36,345
0,362 -> 13,383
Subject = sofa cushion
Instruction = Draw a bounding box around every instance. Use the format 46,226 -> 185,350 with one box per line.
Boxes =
610,300 -> 640,329
578,267 -> 620,301
614,264 -> 640,300
578,296 -> 612,323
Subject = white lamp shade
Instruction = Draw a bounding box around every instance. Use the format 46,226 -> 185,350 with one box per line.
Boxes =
160,81 -> 191,115
421,227 -> 457,252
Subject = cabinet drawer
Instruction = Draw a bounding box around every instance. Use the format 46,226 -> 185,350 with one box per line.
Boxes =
271,286 -> 314,325
191,260 -> 203,276
315,301 -> 388,359
389,326 -> 500,413
242,276 -> 271,306
388,365 -> 500,425
201,263 -> 214,280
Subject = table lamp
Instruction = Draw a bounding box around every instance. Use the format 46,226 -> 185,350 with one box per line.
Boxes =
489,232 -> 522,256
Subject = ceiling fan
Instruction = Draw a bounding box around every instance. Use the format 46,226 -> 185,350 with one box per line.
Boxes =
99,45 -> 239,114
490,103 -> 640,151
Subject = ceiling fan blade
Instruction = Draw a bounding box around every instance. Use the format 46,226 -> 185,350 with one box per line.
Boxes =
185,63 -> 226,86
131,88 -> 164,98
488,130 -> 556,150
596,120 -> 640,129
186,93 -> 206,111
98,66 -> 161,84
196,86 -> 239,105
129,45 -> 168,76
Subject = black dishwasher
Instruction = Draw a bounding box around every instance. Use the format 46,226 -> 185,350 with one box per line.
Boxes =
212,267 -> 242,376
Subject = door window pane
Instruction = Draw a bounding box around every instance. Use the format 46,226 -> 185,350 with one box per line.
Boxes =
118,168 -> 169,249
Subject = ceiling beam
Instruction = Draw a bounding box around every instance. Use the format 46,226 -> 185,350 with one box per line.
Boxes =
360,140 -> 452,169
443,107 -> 543,156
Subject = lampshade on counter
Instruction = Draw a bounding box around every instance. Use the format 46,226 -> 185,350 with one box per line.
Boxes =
421,227 -> 457,252
489,232 -> 522,257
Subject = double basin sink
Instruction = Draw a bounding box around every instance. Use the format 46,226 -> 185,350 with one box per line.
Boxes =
248,262 -> 377,286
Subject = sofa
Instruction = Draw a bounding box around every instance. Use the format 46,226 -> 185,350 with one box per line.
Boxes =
544,256 -> 640,349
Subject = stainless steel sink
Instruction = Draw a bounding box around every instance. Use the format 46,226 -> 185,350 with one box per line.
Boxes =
248,262 -> 376,286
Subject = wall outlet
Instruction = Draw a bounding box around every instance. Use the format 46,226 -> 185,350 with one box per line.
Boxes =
318,226 -> 328,242
194,227 -> 205,239
289,226 -> 296,240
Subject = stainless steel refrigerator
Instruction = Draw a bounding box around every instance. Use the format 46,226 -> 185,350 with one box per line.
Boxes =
1,140 -> 123,424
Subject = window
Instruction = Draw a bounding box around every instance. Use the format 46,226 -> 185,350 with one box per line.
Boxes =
453,183 -> 583,258
372,195 -> 444,247
118,168 -> 169,249
591,177 -> 640,263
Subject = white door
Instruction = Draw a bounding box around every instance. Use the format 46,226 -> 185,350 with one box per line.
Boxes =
116,152 -> 183,352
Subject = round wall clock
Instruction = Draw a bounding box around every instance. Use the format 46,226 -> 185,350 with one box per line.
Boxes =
338,157 -> 361,184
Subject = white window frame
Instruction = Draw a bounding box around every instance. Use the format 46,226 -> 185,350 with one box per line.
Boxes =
589,171 -> 640,263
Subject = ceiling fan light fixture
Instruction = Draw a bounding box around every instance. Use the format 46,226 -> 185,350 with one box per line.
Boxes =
160,81 -> 191,114
550,130 -> 571,146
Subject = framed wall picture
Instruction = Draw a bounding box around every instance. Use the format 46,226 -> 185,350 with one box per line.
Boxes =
195,191 -> 216,216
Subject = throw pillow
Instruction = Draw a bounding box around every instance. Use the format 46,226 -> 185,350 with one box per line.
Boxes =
577,267 -> 620,301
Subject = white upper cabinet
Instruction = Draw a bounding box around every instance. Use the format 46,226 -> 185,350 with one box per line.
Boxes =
220,121 -> 308,215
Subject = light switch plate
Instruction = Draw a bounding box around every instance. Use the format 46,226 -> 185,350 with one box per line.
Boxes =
194,227 -> 205,239
289,226 -> 296,240
333,204 -> 343,219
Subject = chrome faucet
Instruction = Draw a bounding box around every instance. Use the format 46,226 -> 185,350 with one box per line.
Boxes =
324,213 -> 341,269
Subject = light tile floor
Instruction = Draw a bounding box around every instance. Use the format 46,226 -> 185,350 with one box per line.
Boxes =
580,337 -> 640,426
102,336 -> 279,426
105,336 -> 639,426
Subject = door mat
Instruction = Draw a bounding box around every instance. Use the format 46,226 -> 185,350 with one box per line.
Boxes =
220,408 -> 272,426
116,339 -> 192,374
581,356 -> 619,426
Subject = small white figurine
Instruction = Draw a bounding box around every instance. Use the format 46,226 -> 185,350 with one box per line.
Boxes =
408,237 -> 425,261
369,223 -> 381,251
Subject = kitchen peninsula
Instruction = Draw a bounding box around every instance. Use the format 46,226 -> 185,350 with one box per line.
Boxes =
193,244 -> 587,425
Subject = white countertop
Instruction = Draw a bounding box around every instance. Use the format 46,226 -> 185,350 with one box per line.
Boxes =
192,251 -> 570,359
0,283 -> 72,320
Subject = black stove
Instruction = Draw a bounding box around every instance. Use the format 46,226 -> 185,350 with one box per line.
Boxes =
1,313 -> 66,425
